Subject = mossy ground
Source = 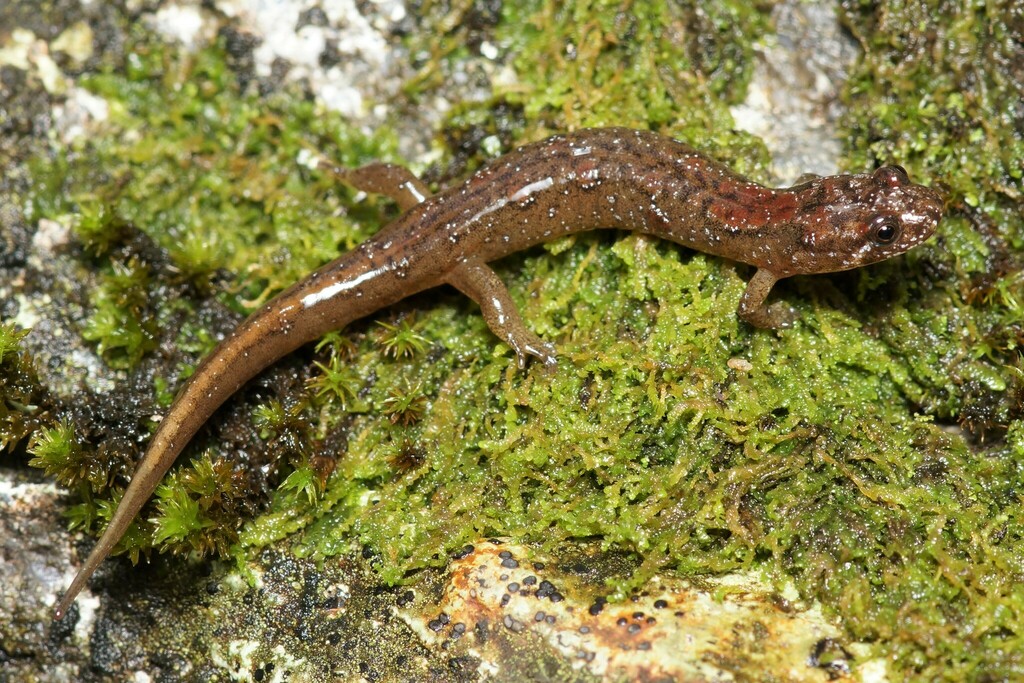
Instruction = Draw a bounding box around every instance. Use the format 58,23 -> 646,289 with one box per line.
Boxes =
3,0 -> 1024,679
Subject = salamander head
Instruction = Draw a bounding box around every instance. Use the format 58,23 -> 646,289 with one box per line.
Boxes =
784,165 -> 943,276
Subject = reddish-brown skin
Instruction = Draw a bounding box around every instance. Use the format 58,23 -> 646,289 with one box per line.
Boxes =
53,128 -> 943,618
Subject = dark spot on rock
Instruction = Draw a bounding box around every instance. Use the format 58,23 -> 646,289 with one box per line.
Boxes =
297,6 -> 328,28
397,589 -> 415,607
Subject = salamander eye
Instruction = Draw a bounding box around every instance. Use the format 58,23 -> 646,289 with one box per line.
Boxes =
871,215 -> 901,246
873,165 -> 909,187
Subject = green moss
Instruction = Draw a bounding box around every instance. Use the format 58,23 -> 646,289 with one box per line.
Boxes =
72,201 -> 132,256
840,0 -> 1024,433
375,318 -> 430,360
23,26 -> 397,560
93,487 -> 153,564
35,32 -> 398,302
153,482 -> 215,547
380,379 -> 429,426
0,322 -> 29,366
0,322 -> 47,453
496,0 -> 768,146
24,3 -> 1024,679
410,0 -> 772,176
808,3 -> 1024,677
279,464 -> 324,507
150,453 -> 240,557
308,355 -> 366,412
27,420 -> 83,486
81,258 -> 157,369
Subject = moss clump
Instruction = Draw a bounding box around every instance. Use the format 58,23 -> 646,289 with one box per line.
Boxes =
376,318 -> 431,360
496,0 -> 769,154
786,3 -> 1024,678
27,420 -> 85,486
81,257 -> 157,369
380,380 -> 429,426
34,31 -> 399,304
411,0 -> 772,178
308,354 -> 366,412
840,0 -> 1024,435
0,322 -> 47,453
23,20 -> 409,561
151,452 -> 235,553
0,322 -> 29,366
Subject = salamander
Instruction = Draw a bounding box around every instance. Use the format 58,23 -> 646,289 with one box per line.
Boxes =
53,127 -> 943,618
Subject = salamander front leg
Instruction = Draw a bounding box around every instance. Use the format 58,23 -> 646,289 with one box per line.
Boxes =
738,268 -> 797,328
446,259 -> 557,368
319,161 -> 431,211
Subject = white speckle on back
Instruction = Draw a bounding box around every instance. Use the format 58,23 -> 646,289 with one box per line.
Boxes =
301,267 -> 386,308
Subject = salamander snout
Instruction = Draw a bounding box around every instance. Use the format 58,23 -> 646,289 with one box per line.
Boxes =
866,166 -> 943,255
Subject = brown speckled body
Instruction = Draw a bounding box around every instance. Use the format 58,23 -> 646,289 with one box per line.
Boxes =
54,128 -> 943,618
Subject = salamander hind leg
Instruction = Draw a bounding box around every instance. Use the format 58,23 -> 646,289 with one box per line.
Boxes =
319,161 -> 431,211
446,259 -> 557,368
738,268 -> 797,329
